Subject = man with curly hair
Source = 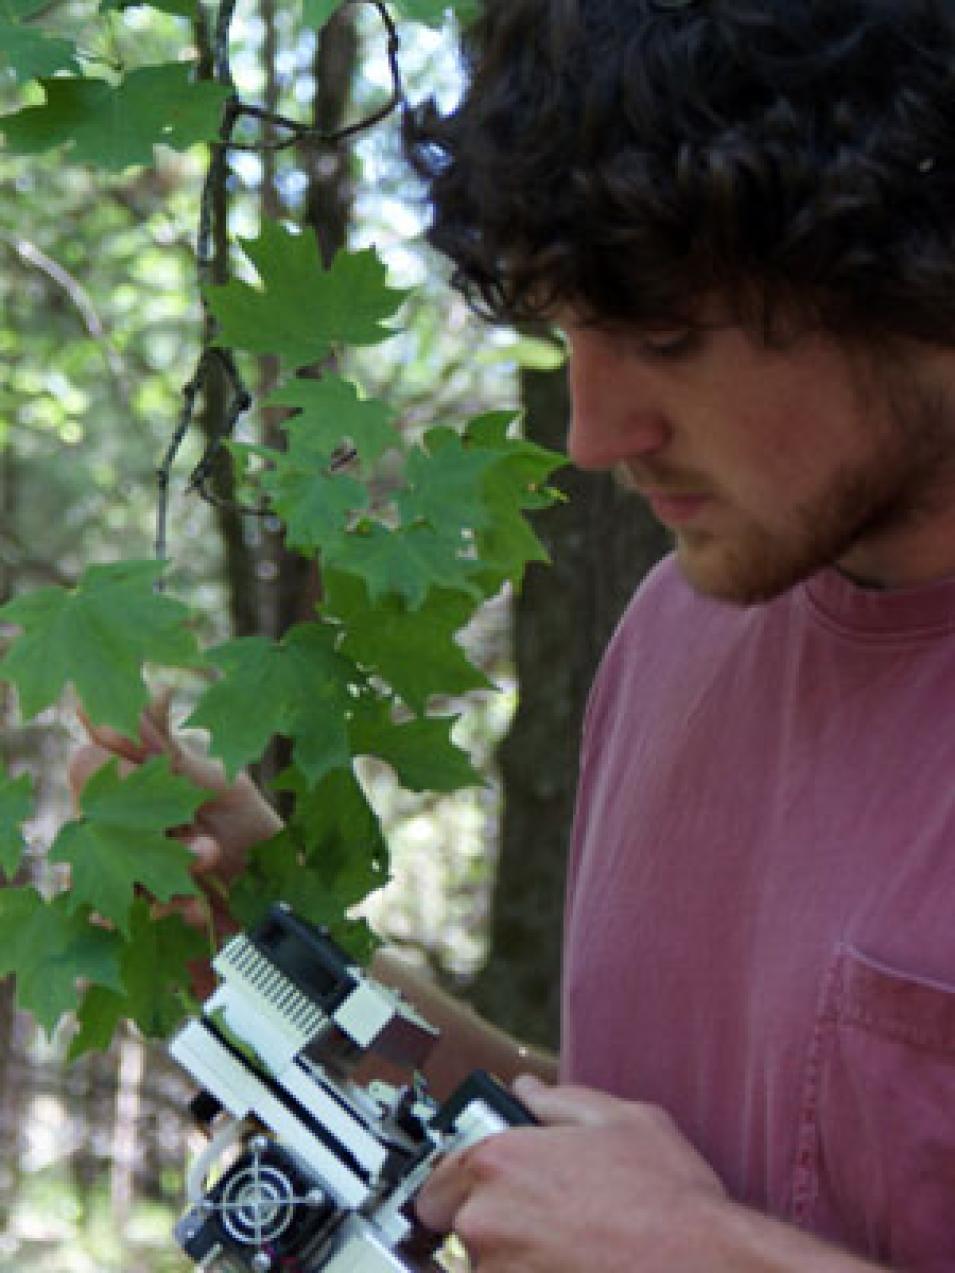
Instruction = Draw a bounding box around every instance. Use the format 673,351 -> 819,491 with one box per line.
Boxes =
73,1 -> 955,1267
402,1 -> 955,1269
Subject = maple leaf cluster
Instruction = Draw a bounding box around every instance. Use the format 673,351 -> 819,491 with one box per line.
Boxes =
0,0 -> 564,1055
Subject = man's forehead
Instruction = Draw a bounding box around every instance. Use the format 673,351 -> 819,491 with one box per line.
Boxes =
550,296 -> 728,334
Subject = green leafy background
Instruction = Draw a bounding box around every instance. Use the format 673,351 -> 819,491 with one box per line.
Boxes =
0,0 -> 563,1065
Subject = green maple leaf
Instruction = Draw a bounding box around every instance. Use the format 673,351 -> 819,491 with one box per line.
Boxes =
1,63 -> 230,171
397,429 -> 502,536
266,375 -> 400,467
255,452 -> 367,557
117,900 -> 205,1036
231,839 -> 366,931
230,767 -> 388,945
301,0 -> 345,27
0,768 -> 32,878
187,622 -> 358,781
463,412 -> 567,585
0,888 -> 123,1034
206,221 -> 408,368
231,838 -> 377,963
350,705 -> 481,792
328,916 -> 378,964
468,407 -> 573,486
279,766 -> 386,884
316,415 -> 564,608
0,558 -> 199,736
49,757 -> 206,935
325,571 -> 490,714
473,497 -> 550,591
248,375 -> 398,554
69,986 -> 127,1059
0,20 -> 78,82
466,411 -> 566,492
69,901 -> 205,1056
326,522 -> 478,610
285,766 -> 389,887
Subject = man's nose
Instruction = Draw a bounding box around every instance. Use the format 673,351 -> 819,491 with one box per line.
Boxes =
565,330 -> 670,470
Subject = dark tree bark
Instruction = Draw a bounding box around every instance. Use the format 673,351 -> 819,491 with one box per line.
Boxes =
271,3 -> 358,638
199,125 -> 259,638
469,360 -> 670,1049
252,7 -> 358,804
200,352 -> 259,637
253,4 -> 358,646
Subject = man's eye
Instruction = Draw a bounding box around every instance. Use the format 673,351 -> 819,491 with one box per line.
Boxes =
638,328 -> 699,359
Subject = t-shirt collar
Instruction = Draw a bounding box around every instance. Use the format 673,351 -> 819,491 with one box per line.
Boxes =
802,566 -> 955,639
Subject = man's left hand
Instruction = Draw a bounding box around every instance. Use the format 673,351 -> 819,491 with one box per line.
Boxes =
416,1076 -> 728,1272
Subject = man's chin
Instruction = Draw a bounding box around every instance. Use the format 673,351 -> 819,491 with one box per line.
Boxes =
674,532 -> 815,607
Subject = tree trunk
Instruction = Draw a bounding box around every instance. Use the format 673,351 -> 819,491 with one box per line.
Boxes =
469,361 -> 670,1049
252,7 -> 358,806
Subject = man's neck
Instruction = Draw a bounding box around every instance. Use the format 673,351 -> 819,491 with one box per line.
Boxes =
837,494 -> 955,589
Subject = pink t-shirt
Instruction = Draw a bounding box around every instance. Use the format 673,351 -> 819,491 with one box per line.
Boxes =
562,556 -> 955,1269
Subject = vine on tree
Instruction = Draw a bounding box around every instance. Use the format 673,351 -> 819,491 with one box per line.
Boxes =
0,0 -> 563,1057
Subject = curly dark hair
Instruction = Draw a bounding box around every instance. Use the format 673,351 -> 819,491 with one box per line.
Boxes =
404,0 -> 955,343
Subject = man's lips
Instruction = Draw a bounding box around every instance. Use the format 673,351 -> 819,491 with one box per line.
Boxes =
642,490 -> 711,526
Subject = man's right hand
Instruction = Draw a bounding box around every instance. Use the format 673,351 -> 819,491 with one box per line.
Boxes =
67,691 -> 283,936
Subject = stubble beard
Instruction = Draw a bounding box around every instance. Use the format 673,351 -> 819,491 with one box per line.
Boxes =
671,377 -> 955,606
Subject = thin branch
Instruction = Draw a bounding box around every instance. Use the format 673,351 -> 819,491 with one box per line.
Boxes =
156,0 -> 244,564
191,436 -> 359,520
156,0 -> 404,559
0,230 -> 129,398
213,0 -> 240,84
190,476 -> 271,515
155,347 -> 253,559
226,0 -> 404,152
185,351 -> 253,496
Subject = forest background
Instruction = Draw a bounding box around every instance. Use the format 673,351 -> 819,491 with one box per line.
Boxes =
0,0 -> 668,1267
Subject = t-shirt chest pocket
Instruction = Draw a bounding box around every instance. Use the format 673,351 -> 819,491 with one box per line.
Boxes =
791,945 -> 955,1271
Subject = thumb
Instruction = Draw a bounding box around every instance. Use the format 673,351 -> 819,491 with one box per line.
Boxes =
187,833 -> 227,877
511,1076 -> 621,1127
